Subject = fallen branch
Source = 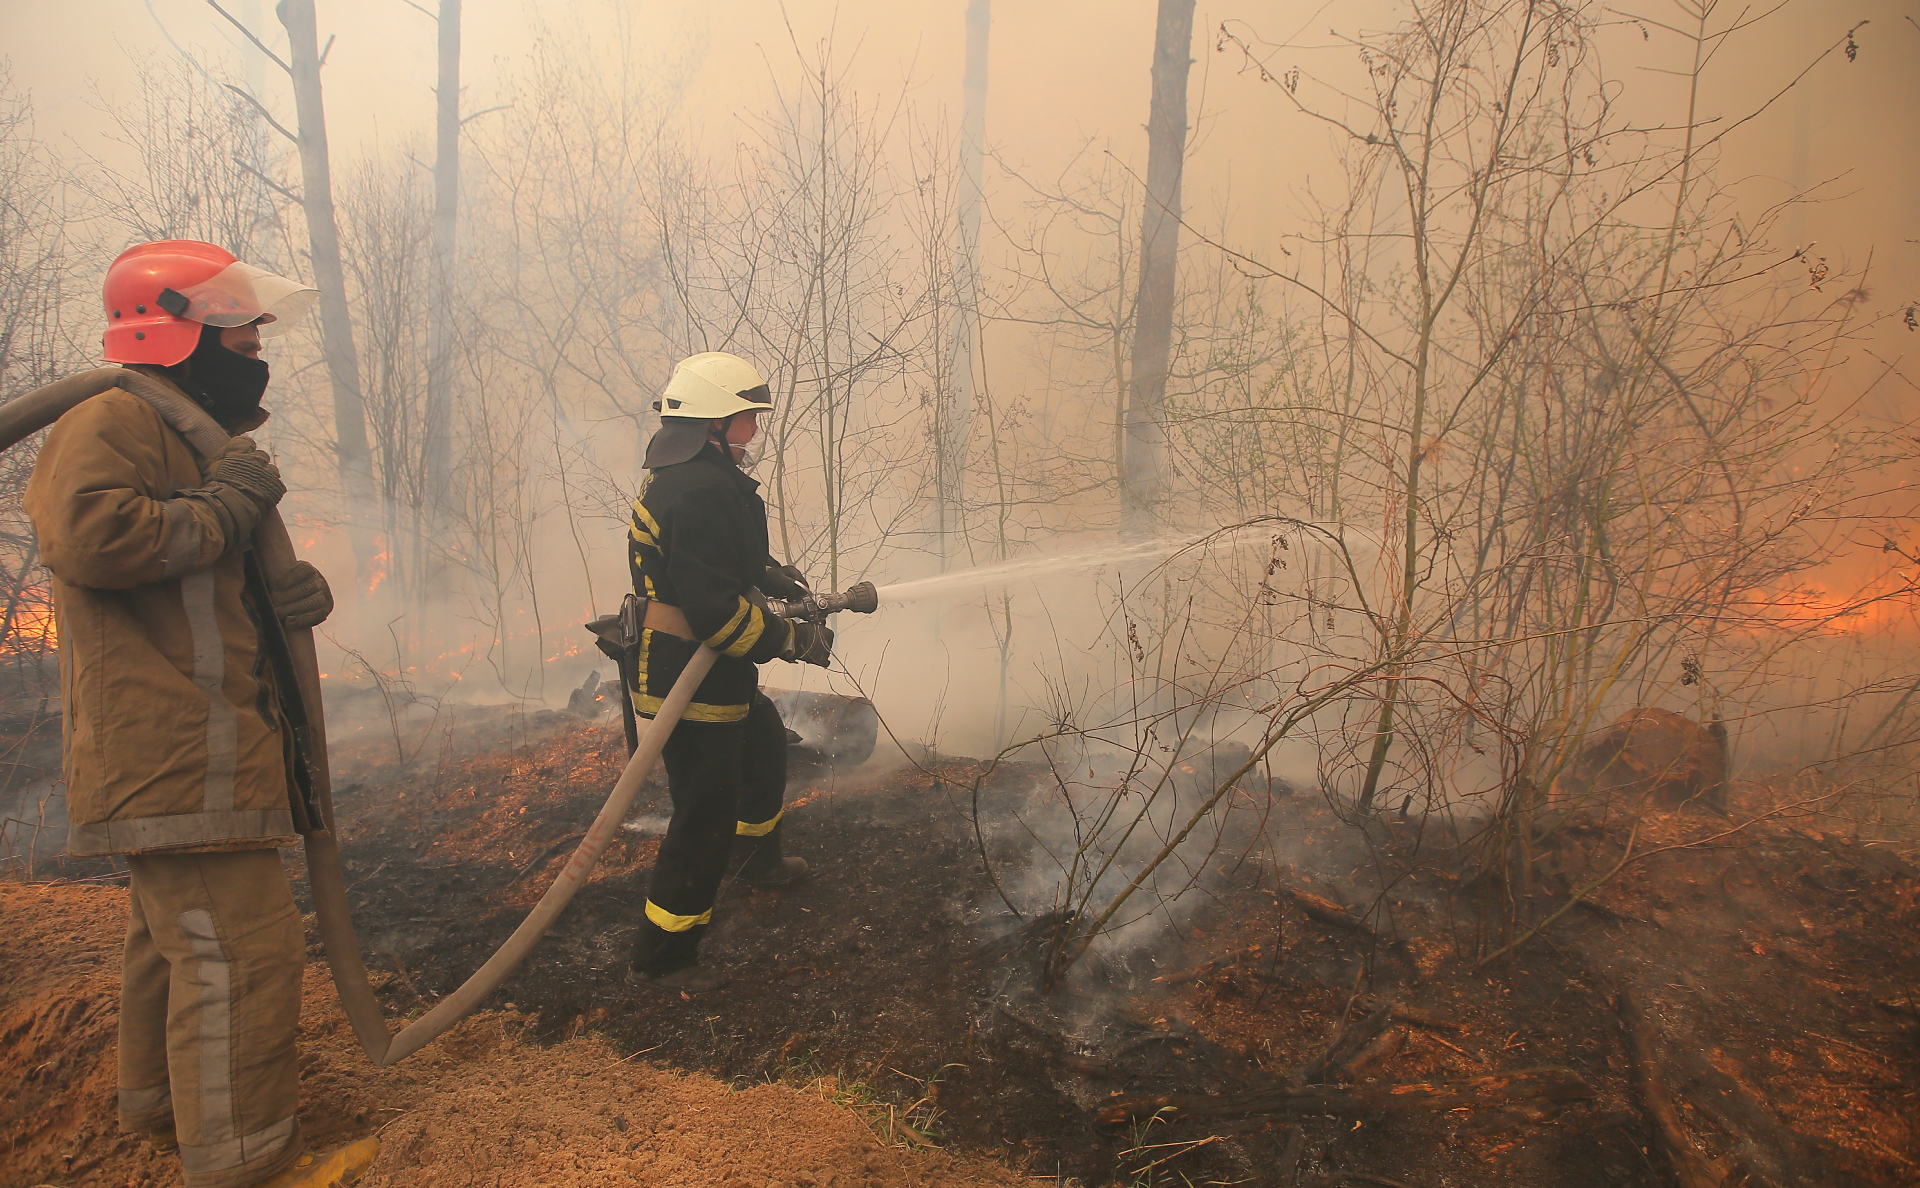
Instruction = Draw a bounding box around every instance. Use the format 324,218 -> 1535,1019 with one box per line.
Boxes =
507,832 -> 586,886
1617,991 -> 1728,1188
1299,999 -> 1397,1084
1095,1066 -> 1593,1129
1342,1026 -> 1410,1079
1668,1046 -> 1854,1187
1284,886 -> 1382,940
1354,995 -> 1465,1032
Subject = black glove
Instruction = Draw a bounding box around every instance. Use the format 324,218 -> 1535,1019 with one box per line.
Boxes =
762,561 -> 812,600
271,560 -> 333,631
182,436 -> 286,546
781,620 -> 834,668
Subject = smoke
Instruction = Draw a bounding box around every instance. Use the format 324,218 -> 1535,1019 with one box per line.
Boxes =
2,0 -> 1918,883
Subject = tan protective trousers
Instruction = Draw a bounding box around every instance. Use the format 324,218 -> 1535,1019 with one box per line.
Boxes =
117,848 -> 305,1188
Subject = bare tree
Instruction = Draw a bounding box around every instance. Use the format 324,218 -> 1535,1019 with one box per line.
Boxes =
935,0 -> 991,567
0,69 -> 84,687
1121,0 -> 1197,532
208,0 -> 377,568
423,0 -> 463,516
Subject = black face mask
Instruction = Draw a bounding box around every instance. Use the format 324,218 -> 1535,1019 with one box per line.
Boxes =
174,322 -> 271,429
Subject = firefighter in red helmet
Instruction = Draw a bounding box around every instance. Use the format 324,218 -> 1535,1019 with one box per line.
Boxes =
24,240 -> 375,1188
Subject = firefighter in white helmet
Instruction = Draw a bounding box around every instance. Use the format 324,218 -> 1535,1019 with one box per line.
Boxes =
625,351 -> 830,990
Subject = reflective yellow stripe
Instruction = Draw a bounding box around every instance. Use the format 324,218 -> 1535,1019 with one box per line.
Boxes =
735,810 -> 782,837
645,900 -> 712,932
703,599 -> 751,651
632,498 -> 663,541
631,690 -> 751,723
629,521 -> 657,546
721,605 -> 765,658
631,625 -> 749,723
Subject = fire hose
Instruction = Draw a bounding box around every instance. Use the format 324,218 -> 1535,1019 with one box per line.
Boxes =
0,369 -> 731,1066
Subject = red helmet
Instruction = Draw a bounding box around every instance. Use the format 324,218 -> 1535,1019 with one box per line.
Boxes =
103,239 -> 318,365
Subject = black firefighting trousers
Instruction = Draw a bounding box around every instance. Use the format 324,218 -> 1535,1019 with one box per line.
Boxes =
631,691 -> 788,974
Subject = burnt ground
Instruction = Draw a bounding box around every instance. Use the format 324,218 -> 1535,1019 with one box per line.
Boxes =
5,692 -> 1918,1187
274,713 -> 1920,1188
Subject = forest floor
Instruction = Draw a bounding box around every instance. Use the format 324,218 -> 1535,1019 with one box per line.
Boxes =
4,699 -> 1918,1188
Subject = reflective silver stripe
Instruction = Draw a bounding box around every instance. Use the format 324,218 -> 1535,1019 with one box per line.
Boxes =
119,1083 -> 172,1118
180,571 -> 237,813
161,499 -> 203,578
66,809 -> 294,856
179,1113 -> 296,1178
176,909 -> 235,1159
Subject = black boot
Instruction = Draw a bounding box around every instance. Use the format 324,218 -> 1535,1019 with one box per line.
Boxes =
629,918 -> 729,989
735,822 -> 809,888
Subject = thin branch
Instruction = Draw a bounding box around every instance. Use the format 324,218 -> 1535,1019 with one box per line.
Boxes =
224,83 -> 299,144
460,104 -> 512,127
205,0 -> 293,74
232,155 -> 301,202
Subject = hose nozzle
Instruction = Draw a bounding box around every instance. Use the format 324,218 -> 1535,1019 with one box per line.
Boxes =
766,580 -> 879,622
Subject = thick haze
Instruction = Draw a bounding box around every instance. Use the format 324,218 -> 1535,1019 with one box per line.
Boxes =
8,0 -> 1912,325
2,0 -> 1916,778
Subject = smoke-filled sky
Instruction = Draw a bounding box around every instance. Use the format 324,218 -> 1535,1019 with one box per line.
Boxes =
6,0 -> 1914,360
1,0 -> 1915,754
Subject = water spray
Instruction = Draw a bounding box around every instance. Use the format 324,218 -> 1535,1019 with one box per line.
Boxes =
868,526 -> 1279,608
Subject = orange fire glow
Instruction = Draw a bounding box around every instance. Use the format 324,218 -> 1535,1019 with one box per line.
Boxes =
1734,570 -> 1920,637
0,604 -> 58,655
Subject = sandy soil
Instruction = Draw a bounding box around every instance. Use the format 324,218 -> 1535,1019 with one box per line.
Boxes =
0,882 -> 1023,1188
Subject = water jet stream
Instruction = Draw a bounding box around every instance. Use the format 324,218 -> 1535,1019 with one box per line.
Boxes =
873,527 -> 1272,607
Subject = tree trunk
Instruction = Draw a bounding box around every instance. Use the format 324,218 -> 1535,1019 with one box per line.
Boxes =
277,0 -> 375,567
424,0 -> 459,519
1121,0 -> 1195,534
938,0 -> 990,569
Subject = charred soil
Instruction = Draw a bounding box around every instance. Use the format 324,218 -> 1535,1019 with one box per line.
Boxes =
6,714 -> 1918,1187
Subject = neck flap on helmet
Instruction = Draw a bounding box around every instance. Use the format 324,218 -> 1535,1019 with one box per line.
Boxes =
644,417 -> 722,469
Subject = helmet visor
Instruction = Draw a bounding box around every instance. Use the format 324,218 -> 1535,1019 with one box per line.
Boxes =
169,261 -> 320,337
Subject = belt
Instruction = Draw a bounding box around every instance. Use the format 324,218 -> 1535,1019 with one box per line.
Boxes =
643,600 -> 696,640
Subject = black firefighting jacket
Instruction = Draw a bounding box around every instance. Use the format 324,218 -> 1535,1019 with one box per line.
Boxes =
628,443 -> 792,723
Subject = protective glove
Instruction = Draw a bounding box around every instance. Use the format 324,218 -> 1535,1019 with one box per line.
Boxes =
762,561 -> 812,600
271,560 -> 333,631
780,620 -> 834,668
180,436 -> 286,547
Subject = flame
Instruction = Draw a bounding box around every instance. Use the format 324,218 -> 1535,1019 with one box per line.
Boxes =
365,545 -> 392,597
0,603 -> 57,654
1733,571 -> 1920,637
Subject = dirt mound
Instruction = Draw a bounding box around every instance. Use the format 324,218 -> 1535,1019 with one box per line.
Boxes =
0,883 -> 128,1187
0,883 -> 1020,1188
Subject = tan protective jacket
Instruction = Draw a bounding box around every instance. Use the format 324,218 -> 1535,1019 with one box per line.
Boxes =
24,379 -> 295,856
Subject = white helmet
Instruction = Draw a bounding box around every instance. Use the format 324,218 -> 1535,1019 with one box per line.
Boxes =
654,351 -> 774,419
644,351 -> 775,468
